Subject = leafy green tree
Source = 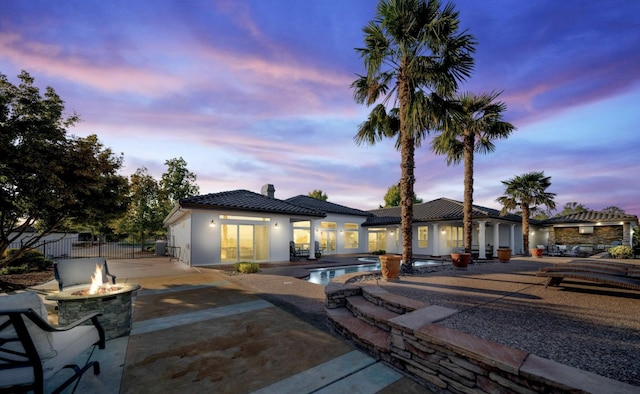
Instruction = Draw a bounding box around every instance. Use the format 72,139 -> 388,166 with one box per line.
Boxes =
352,0 -> 475,269
160,157 -> 199,211
431,91 -> 515,254
0,71 -> 129,266
308,189 -> 328,201
496,171 -> 556,255
116,167 -> 164,250
381,183 -> 423,208
558,202 -> 588,216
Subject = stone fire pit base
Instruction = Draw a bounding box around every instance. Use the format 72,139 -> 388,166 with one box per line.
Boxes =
47,284 -> 141,340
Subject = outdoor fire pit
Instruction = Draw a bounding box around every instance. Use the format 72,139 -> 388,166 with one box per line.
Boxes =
46,264 -> 140,340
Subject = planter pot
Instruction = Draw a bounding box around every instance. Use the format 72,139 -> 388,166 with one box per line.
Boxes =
315,252 -> 322,259
497,248 -> 511,263
379,254 -> 401,281
450,253 -> 471,269
530,248 -> 543,258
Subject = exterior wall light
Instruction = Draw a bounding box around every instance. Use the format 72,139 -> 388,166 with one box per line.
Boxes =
210,220 -> 216,228
275,222 -> 279,228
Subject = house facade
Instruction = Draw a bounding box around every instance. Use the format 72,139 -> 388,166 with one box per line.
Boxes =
163,184 -> 638,267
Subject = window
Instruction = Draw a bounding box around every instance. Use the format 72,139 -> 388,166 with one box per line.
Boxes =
320,221 -> 337,229
368,228 -> 386,252
344,223 -> 359,249
444,226 -> 463,248
418,226 -> 429,248
293,221 -> 310,249
221,224 -> 269,262
220,215 -> 270,222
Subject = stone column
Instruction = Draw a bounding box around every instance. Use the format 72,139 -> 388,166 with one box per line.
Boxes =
432,223 -> 440,257
478,221 -> 487,259
623,222 -> 631,245
309,220 -> 317,259
493,222 -> 500,257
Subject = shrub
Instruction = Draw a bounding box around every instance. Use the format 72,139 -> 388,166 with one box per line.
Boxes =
235,262 -> 260,274
608,245 -> 633,259
1,265 -> 29,275
371,250 -> 386,255
1,249 -> 52,271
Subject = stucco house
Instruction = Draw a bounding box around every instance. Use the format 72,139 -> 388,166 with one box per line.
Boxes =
163,184 -> 638,267
365,198 -> 525,258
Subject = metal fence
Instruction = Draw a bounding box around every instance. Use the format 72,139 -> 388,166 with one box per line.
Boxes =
8,237 -> 163,260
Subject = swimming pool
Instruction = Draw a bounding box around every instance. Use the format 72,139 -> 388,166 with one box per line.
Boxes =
306,257 -> 442,285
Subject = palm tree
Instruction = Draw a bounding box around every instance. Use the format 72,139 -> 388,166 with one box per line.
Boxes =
559,201 -> 587,216
602,206 -> 625,214
352,0 -> 475,269
496,171 -> 556,255
431,91 -> 515,255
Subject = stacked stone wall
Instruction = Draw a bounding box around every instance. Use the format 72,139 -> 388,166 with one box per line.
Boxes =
551,226 -> 622,246
326,281 -> 638,393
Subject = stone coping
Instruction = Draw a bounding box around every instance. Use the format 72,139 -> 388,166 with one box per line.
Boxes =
45,283 -> 141,301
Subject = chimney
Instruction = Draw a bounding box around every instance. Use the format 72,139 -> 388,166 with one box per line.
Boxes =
261,184 -> 275,198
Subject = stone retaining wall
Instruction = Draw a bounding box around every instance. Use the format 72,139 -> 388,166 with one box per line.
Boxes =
326,276 -> 638,394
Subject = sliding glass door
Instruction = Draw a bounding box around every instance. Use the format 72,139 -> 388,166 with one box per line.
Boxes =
221,224 -> 269,262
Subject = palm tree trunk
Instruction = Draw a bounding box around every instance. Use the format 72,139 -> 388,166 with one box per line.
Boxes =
398,63 -> 414,269
522,205 -> 530,255
463,133 -> 474,255
399,130 -> 415,269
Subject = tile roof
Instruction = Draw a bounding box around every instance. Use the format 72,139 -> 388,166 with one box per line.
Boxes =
179,190 -> 325,217
364,197 -> 522,226
285,195 -> 373,217
544,210 -> 638,224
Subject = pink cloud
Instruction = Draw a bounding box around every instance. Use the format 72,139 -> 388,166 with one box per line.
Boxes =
0,33 -> 185,96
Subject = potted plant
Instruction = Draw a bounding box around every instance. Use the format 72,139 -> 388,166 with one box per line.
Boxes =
530,248 -> 543,258
497,247 -> 511,263
379,254 -> 401,281
450,249 -> 471,269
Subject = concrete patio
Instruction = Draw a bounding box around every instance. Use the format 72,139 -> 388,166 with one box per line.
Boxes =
26,254 -> 640,393
32,257 -> 429,393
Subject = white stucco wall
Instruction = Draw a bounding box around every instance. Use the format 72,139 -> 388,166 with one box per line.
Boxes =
167,210 -> 192,266
310,214 -> 370,255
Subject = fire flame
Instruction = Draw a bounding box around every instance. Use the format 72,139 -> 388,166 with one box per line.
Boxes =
89,264 -> 111,295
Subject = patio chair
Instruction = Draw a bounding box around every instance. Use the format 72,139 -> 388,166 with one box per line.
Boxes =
557,245 -> 567,256
53,257 -> 116,291
0,291 -> 105,394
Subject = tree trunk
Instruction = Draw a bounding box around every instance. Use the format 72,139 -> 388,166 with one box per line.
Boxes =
521,205 -> 530,254
398,63 -> 414,270
463,133 -> 474,254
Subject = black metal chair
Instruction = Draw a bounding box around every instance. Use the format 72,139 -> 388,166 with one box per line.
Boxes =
0,291 -> 105,394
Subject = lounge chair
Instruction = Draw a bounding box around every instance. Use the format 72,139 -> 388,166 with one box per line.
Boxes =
558,245 -> 567,255
0,291 -> 105,394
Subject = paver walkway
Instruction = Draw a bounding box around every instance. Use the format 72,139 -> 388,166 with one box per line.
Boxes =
36,258 -> 429,393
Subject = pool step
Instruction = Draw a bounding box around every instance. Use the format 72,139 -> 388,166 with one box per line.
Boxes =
346,296 -> 399,332
326,306 -> 390,356
360,284 -> 429,313
327,284 -> 431,359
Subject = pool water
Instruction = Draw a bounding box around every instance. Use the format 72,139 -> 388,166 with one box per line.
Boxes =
306,257 -> 441,285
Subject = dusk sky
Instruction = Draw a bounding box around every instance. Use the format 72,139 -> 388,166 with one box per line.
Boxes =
2,0 -> 639,217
